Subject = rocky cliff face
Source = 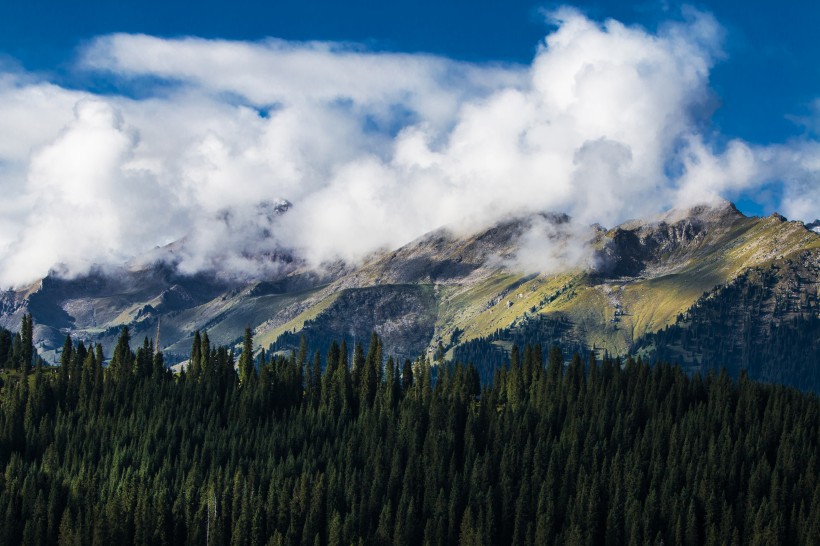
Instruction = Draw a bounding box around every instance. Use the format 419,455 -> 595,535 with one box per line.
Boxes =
592,201 -> 747,278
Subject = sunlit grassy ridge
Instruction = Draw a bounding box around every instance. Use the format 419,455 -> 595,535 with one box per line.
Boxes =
435,273 -> 572,339
538,213 -> 820,355
269,206 -> 820,360
255,289 -> 340,349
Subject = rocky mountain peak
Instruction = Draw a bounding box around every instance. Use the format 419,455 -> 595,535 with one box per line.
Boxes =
651,198 -> 742,225
592,200 -> 748,278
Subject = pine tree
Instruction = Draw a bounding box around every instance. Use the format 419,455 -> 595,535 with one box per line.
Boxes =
239,326 -> 256,385
401,359 -> 414,392
297,335 -> 308,370
20,313 -> 34,371
59,334 -> 72,397
108,326 -> 133,380
190,330 -> 202,379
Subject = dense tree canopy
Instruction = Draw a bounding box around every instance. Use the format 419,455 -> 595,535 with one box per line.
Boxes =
0,319 -> 817,545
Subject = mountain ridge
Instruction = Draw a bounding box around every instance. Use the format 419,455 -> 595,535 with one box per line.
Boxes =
2,201 -> 818,388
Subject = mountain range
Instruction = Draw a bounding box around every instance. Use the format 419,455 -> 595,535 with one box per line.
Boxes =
2,200 -> 818,389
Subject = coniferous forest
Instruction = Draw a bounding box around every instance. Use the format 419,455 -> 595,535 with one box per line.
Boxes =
0,318 -> 818,546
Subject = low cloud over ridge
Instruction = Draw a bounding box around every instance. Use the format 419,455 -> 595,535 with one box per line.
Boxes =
0,7 -> 818,287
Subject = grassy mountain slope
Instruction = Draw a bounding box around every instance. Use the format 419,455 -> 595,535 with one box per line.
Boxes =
265,201 -> 820,389
1,201 -> 818,391
633,252 -> 820,390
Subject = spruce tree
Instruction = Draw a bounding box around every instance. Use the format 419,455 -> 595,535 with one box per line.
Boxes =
190,330 -> 202,379
20,313 -> 34,371
239,326 -> 256,385
108,326 -> 133,380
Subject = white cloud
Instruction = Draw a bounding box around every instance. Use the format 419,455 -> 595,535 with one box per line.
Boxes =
81,33 -> 524,133
0,98 -> 184,286
0,8 -> 817,288
768,140 -> 820,221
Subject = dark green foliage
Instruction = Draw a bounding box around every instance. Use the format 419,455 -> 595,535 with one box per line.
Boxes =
452,314 -> 583,384
0,315 -> 44,371
0,328 -> 818,545
107,326 -> 133,380
20,314 -> 33,372
0,327 -> 12,368
238,326 -> 256,385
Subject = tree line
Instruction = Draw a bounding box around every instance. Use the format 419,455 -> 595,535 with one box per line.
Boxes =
0,318 -> 817,545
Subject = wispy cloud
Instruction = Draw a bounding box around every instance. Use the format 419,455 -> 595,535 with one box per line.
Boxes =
0,7 -> 817,287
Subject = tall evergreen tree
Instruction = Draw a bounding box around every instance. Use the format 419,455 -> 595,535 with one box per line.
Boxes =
239,326 -> 256,385
108,326 -> 133,380
190,331 -> 202,379
20,313 -> 34,371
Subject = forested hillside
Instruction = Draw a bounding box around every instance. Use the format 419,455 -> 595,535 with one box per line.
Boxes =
0,315 -> 39,374
635,260 -> 820,392
0,322 -> 818,545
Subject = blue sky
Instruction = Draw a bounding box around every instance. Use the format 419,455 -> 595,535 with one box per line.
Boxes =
2,0 -> 818,146
0,0 -> 818,284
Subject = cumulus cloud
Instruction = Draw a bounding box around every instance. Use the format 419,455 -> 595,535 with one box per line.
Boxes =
0,7 -> 817,288
0,96 -> 191,286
